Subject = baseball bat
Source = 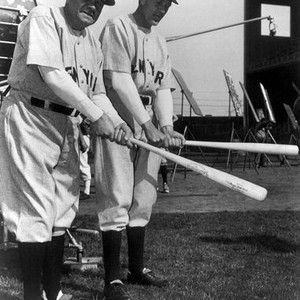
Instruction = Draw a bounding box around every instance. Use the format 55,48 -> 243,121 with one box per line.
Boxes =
184,141 -> 299,156
130,138 -> 267,201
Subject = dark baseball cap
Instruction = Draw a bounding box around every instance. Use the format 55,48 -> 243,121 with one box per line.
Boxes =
172,0 -> 179,3
104,0 -> 115,5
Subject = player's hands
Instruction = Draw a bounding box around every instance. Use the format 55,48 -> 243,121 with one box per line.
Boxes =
91,113 -> 115,139
141,120 -> 166,146
161,125 -> 185,148
113,123 -> 133,148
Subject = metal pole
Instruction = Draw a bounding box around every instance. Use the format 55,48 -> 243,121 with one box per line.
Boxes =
181,89 -> 184,116
167,16 -> 273,42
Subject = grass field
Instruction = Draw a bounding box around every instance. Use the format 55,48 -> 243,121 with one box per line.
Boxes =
1,211 -> 300,300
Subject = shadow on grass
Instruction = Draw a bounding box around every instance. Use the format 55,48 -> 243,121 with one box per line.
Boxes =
63,281 -> 102,298
1,212 -> 300,299
199,234 -> 300,253
0,291 -> 20,300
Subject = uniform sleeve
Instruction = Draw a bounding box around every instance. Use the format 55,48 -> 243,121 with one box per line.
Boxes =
92,94 -> 124,127
93,58 -> 107,96
38,66 -> 104,122
100,20 -> 132,74
154,89 -> 174,128
25,9 -> 64,69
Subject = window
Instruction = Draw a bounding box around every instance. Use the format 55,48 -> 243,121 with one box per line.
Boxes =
261,4 -> 291,37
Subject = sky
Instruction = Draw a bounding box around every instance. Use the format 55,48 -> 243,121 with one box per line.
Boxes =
5,0 -> 270,116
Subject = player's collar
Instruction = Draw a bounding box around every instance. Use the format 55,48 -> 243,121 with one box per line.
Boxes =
72,29 -> 82,36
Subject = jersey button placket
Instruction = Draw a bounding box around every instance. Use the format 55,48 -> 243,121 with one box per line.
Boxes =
75,37 -> 86,91
144,36 -> 152,91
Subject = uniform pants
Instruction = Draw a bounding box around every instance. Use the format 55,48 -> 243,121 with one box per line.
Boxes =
93,137 -> 161,231
0,97 -> 80,242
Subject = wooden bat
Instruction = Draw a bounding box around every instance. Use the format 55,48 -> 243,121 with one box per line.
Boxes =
184,141 -> 299,156
130,138 -> 268,201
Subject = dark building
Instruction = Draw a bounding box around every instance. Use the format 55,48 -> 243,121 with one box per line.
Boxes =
176,1 -> 300,143
244,0 -> 300,127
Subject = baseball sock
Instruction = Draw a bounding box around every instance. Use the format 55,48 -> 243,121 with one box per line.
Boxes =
42,235 -> 65,300
18,242 -> 46,300
160,165 -> 168,184
127,226 -> 145,275
102,230 -> 122,284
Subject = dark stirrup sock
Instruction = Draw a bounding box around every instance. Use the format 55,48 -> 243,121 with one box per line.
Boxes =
160,164 -> 168,184
42,235 -> 65,300
18,242 -> 46,300
126,226 -> 145,275
102,230 -> 122,284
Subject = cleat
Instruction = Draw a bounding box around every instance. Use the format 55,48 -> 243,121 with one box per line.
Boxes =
42,290 -> 73,300
79,192 -> 90,200
127,268 -> 168,287
163,183 -> 169,193
103,280 -> 131,300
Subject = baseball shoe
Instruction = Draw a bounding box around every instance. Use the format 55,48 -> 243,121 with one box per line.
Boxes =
163,183 -> 170,193
103,280 -> 131,300
79,192 -> 90,200
127,268 -> 168,287
42,290 -> 73,300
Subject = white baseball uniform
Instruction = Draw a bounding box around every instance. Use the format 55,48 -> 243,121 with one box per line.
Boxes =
94,14 -> 175,231
0,6 -> 113,242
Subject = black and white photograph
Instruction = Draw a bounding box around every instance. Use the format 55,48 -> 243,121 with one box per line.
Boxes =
0,0 -> 299,299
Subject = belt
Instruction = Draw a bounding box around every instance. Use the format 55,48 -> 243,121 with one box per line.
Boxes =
30,97 -> 80,117
140,95 -> 153,106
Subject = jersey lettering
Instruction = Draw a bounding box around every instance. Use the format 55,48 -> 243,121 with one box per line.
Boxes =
65,66 -> 78,83
149,62 -> 155,76
66,66 -> 98,92
131,59 -> 164,84
139,59 -> 145,73
154,71 -> 164,85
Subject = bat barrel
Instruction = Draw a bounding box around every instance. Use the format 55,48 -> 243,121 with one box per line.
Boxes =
185,141 -> 299,156
130,138 -> 268,201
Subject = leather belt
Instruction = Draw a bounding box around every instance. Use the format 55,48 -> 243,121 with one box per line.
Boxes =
140,95 -> 153,106
30,97 -> 80,117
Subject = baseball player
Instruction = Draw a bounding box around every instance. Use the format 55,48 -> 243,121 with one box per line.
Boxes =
254,117 -> 273,167
0,1 -> 132,299
159,154 -> 170,193
93,0 -> 185,299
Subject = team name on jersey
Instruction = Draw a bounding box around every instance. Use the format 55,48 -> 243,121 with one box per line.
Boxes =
65,66 -> 98,92
131,59 -> 164,85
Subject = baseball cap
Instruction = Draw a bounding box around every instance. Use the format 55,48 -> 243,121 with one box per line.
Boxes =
172,0 -> 179,4
104,0 -> 115,5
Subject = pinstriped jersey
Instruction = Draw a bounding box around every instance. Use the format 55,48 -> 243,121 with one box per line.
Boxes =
100,14 -> 175,100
